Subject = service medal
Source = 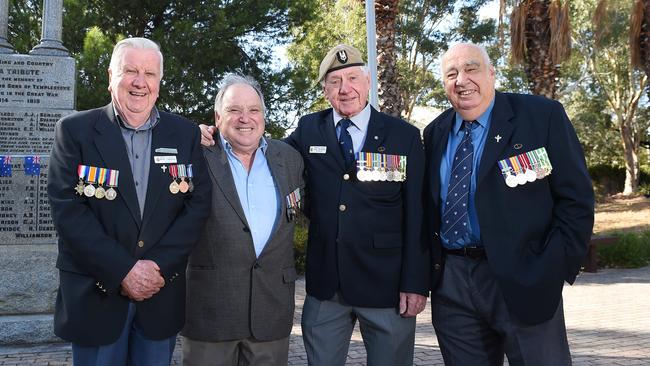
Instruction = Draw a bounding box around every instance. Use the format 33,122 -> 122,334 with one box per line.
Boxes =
94,186 -> 106,199
525,168 -> 537,182
169,181 -> 180,194
105,187 -> 117,201
84,184 -> 96,197
386,170 -> 395,182
75,180 -> 85,196
505,173 -> 518,188
515,172 -> 527,185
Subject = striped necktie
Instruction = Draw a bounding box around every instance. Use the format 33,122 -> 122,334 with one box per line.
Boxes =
441,120 -> 477,244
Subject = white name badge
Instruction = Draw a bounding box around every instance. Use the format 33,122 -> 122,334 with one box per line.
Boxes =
155,147 -> 178,154
154,155 -> 177,164
309,146 -> 327,154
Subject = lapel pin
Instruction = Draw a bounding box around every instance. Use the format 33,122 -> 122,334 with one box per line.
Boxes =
378,146 -> 386,152
161,165 -> 167,172
374,136 -> 379,140
495,135 -> 502,143
513,143 -> 523,150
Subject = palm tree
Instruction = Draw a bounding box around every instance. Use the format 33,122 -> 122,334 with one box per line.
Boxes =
374,0 -> 404,117
509,0 -> 571,99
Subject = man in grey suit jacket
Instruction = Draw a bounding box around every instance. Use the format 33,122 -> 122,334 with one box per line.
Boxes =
182,74 -> 304,366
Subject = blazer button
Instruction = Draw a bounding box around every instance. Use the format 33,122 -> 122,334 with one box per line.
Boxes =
253,262 -> 261,269
343,173 -> 350,180
339,204 -> 346,212
434,264 -> 441,270
137,240 -> 144,248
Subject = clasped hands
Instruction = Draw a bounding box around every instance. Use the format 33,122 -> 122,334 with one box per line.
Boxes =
121,260 -> 165,301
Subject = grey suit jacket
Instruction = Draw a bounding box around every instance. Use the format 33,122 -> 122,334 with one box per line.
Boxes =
183,135 -> 304,342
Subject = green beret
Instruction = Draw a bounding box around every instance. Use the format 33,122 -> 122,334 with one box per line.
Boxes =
318,44 -> 365,82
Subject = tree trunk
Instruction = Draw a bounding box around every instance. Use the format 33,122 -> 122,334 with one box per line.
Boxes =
375,0 -> 404,117
523,0 -> 559,99
620,119 -> 640,194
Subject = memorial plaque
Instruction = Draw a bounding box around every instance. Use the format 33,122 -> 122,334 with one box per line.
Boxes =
0,0 -> 76,345
0,55 -> 74,246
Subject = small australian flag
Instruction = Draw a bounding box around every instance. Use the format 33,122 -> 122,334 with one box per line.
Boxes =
24,155 -> 41,176
0,156 -> 12,177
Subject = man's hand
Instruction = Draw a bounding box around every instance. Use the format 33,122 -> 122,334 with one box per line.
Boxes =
199,124 -> 216,146
121,260 -> 165,301
399,292 -> 427,317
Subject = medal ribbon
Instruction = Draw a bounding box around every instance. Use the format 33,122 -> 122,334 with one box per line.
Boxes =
187,164 -> 193,179
97,168 -> 107,186
108,169 -> 119,187
507,156 -> 522,176
169,164 -> 178,180
178,164 -> 186,179
77,165 -> 89,181
87,166 -> 99,184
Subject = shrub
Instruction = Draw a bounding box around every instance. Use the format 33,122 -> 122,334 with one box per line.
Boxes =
597,231 -> 650,268
293,220 -> 308,275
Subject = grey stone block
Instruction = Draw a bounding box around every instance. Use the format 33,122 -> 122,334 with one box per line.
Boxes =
0,314 -> 61,345
0,245 -> 58,315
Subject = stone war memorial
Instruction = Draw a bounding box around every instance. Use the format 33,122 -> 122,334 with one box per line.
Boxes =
0,0 -> 75,344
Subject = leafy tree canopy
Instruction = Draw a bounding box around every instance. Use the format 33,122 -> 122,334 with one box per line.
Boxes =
8,0 -> 317,138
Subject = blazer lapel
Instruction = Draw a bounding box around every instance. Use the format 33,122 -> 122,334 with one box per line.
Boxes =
318,110 -> 346,170
141,117 -> 176,229
205,135 -> 249,227
93,104 -> 142,227
476,92 -> 515,186
260,140 -> 289,256
361,106 -> 386,153
430,112 -> 454,207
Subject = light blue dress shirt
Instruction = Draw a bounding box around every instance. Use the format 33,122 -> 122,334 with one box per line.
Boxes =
220,135 -> 280,257
332,104 -> 371,153
439,98 -> 495,249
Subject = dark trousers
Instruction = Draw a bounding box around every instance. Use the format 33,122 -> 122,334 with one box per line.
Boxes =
432,255 -> 571,366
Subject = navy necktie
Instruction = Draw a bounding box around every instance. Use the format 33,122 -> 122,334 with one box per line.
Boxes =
338,118 -> 355,169
441,120 -> 477,244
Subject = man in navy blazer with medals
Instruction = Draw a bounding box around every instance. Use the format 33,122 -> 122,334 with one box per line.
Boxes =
423,43 -> 594,365
286,44 -> 429,365
47,37 -> 211,365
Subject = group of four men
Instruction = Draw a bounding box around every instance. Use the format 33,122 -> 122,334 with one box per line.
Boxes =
48,37 -> 594,366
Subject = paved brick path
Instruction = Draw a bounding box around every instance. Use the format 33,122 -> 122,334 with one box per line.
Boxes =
1,265 -> 649,365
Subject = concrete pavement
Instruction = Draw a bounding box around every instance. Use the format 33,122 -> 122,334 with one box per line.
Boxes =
1,265 -> 649,365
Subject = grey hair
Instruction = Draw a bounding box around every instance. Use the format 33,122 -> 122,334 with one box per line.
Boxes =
320,65 -> 369,88
214,73 -> 266,115
440,43 -> 493,75
109,37 -> 164,79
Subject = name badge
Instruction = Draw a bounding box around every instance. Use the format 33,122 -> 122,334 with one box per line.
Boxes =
309,146 -> 327,154
154,155 -> 177,164
155,147 -> 178,154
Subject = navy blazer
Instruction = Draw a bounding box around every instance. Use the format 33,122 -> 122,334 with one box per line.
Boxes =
286,106 -> 430,308
48,104 -> 212,346
423,92 -> 594,325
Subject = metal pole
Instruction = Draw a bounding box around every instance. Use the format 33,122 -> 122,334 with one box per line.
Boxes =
365,0 -> 378,108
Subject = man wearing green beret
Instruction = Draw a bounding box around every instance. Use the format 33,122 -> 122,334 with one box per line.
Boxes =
286,44 -> 429,365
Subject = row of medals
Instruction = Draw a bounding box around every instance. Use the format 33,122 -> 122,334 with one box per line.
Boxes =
169,177 -> 193,194
503,165 -> 551,188
77,179 -> 118,200
357,167 -> 404,182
